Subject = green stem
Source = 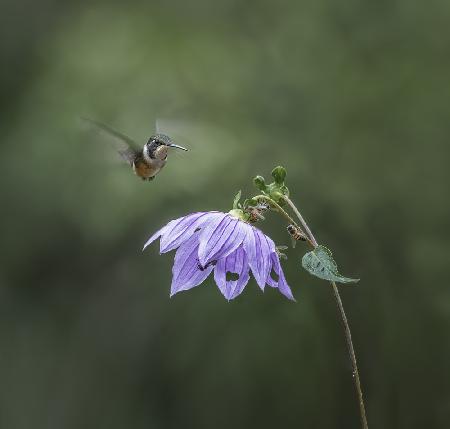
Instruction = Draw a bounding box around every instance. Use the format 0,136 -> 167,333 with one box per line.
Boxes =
282,195 -> 369,429
254,195 -> 298,226
253,195 -> 315,247
282,196 -> 318,248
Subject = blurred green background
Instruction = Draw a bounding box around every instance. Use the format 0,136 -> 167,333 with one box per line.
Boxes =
1,0 -> 449,428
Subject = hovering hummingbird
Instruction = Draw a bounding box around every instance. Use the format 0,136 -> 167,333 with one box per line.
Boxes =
82,118 -> 188,181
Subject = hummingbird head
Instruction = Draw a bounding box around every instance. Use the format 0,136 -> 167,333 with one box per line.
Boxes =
144,134 -> 188,161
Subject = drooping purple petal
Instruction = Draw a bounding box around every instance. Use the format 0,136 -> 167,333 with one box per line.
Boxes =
267,253 -> 295,301
198,215 -> 247,266
160,212 -> 220,253
196,213 -> 230,261
244,228 -> 274,290
214,246 -> 250,300
170,232 -> 214,296
159,212 -> 204,250
143,219 -> 178,251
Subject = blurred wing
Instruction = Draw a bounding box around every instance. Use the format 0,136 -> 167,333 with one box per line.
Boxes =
81,117 -> 139,165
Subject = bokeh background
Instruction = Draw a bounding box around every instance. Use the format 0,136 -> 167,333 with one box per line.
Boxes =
1,0 -> 449,428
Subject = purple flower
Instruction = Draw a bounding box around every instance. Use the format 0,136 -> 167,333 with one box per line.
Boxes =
143,211 -> 295,301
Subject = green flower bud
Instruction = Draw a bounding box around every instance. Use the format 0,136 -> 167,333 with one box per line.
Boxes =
252,167 -> 289,205
271,166 -> 286,185
270,190 -> 284,202
253,176 -> 267,192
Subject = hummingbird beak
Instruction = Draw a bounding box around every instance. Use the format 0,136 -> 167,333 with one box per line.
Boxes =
165,142 -> 188,151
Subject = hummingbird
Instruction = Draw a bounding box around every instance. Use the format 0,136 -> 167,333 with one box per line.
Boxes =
82,118 -> 188,181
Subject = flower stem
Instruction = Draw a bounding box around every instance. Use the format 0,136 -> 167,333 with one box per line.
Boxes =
254,195 -> 297,225
282,195 -> 369,429
282,197 -> 318,247
253,195 -> 315,247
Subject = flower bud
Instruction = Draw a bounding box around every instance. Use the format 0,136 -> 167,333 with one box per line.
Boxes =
271,166 -> 286,185
253,176 -> 267,192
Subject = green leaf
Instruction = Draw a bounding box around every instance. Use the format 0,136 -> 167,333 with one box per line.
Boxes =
302,245 -> 360,284
232,190 -> 242,209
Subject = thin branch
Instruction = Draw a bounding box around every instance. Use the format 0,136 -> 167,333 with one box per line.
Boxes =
330,280 -> 368,429
254,195 -> 299,226
282,196 -> 318,247
282,195 -> 369,429
253,195 -> 315,247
